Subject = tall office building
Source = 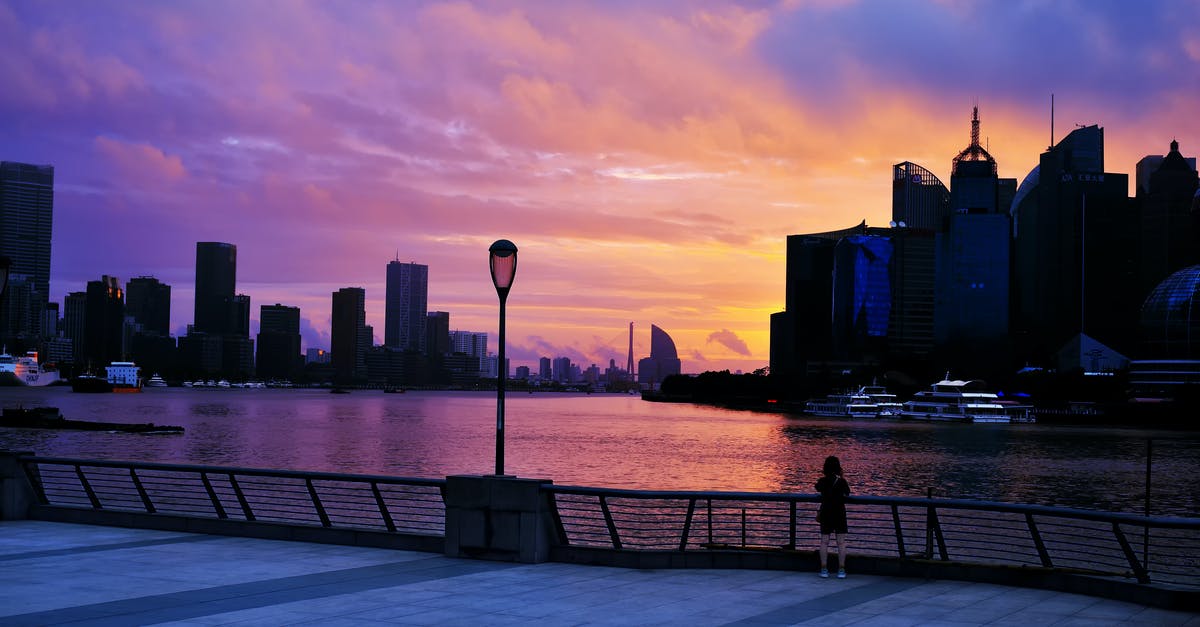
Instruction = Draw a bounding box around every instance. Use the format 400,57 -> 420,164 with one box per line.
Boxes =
384,261 -> 428,353
83,276 -> 124,369
331,288 -> 367,383
63,292 -> 86,363
125,277 -> 171,336
426,311 -> 450,357
0,161 -> 54,348
194,242 -> 237,334
449,330 -> 487,358
1137,140 -> 1199,298
538,356 -> 552,381
182,242 -> 253,378
1011,125 -> 1136,361
769,222 -> 873,383
256,304 -> 301,380
935,107 -> 1013,368
892,161 -> 951,230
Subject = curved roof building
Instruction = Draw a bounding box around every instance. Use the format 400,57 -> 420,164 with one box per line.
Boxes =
892,161 -> 950,230
1141,265 -> 1200,358
638,324 -> 682,385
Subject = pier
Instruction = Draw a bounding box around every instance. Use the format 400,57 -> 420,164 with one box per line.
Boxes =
1,451 -> 1197,623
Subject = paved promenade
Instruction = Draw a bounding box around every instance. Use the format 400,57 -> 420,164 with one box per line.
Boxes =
0,521 -> 1195,626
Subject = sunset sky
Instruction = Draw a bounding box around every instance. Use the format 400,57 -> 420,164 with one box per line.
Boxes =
3,1 -> 1198,373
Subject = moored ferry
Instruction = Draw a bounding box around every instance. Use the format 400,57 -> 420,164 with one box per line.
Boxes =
0,349 -> 60,387
901,375 -> 1031,423
806,385 -> 902,418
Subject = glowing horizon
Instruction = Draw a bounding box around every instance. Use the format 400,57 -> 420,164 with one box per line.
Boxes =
3,1 -> 1198,373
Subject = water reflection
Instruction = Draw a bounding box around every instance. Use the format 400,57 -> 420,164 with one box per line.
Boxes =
0,387 -> 1197,515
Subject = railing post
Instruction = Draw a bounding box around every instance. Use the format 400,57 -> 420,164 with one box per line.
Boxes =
1026,513 -> 1052,567
1112,522 -> 1150,584
229,474 -> 255,521
787,501 -> 797,550
707,498 -> 713,545
200,472 -> 227,519
680,498 -> 696,552
547,490 -> 570,546
891,504 -> 906,558
599,495 -> 622,550
76,465 -> 102,509
370,482 -> 395,532
130,468 -> 155,513
306,478 -> 331,528
740,508 -> 747,547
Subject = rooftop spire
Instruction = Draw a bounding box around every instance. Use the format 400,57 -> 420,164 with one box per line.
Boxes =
970,105 -> 980,148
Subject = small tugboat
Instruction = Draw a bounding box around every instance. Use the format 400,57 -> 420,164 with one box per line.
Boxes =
71,373 -> 113,393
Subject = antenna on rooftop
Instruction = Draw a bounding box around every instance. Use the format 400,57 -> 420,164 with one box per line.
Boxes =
1050,93 -> 1055,149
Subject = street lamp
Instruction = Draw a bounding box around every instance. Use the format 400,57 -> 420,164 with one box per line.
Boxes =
489,239 -> 517,476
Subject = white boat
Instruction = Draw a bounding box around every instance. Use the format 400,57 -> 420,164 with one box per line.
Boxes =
804,390 -> 860,416
0,349 -> 61,387
847,385 -> 904,417
901,375 -> 1018,423
145,374 -> 167,387
808,384 -> 902,418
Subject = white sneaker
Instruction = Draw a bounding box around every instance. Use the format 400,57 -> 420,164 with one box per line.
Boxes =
837,570 -> 846,579
819,568 -> 829,578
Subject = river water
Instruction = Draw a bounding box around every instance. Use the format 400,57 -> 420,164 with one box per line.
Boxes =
1,387 -> 1197,516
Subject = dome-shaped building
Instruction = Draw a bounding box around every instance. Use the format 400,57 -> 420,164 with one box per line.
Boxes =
1140,265 -> 1200,358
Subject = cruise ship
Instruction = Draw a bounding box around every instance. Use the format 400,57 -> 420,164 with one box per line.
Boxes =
0,350 -> 60,387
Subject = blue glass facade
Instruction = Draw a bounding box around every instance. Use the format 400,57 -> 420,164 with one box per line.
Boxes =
832,235 -> 892,359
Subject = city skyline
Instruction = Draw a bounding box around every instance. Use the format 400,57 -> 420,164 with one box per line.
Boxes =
3,1 -> 1199,374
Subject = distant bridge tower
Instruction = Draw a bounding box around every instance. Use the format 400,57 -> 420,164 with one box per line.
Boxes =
627,322 -> 635,383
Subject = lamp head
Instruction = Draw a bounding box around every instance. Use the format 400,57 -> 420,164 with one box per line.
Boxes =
488,239 -> 518,293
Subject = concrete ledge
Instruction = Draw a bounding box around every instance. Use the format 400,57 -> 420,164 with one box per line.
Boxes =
550,546 -> 1200,612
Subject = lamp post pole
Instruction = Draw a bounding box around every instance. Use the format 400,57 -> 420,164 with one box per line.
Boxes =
488,240 -> 518,476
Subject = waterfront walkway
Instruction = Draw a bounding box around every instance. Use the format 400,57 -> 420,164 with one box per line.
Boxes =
0,521 -> 1195,626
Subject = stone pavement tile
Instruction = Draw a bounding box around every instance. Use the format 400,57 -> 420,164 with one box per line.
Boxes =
391,606 -> 528,626
1074,599 -> 1151,621
1053,618 -> 1130,627
986,609 -> 1080,625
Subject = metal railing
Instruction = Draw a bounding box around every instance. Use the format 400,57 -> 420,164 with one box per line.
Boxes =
14,455 -> 1200,590
21,456 -> 446,537
547,485 -> 1200,589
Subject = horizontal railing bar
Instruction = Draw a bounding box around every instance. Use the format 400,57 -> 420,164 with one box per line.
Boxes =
549,485 -> 1200,529
23,456 -> 445,488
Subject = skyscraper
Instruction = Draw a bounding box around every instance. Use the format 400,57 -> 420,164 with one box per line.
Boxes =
0,161 -> 54,348
183,242 -> 254,378
257,304 -> 301,381
194,242 -> 237,334
892,161 -> 950,230
935,107 -> 1013,368
1011,125 -> 1136,361
83,276 -> 124,369
125,277 -> 171,336
1137,140 -> 1199,298
426,311 -> 450,357
331,287 -> 367,383
384,261 -> 428,353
